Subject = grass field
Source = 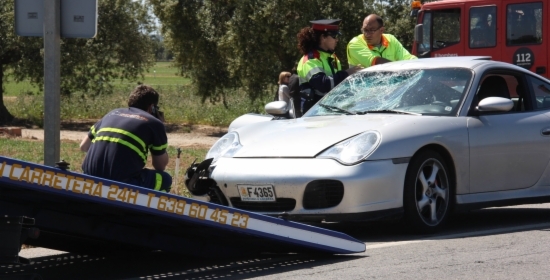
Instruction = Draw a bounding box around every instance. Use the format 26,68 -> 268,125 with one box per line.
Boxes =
0,137 -> 208,197
111,61 -> 192,91
2,80 -> 40,96
1,62 -> 267,196
2,61 -> 273,127
3,62 -> 191,96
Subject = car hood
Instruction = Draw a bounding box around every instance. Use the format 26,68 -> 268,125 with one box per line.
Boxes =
233,114 -> 421,158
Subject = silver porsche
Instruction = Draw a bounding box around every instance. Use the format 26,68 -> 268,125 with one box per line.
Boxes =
186,57 -> 550,232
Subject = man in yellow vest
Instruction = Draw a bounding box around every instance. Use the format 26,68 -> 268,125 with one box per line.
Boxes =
347,14 -> 417,68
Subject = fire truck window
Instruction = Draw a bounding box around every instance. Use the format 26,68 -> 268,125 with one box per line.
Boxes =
527,76 -> 550,110
418,12 -> 432,53
507,3 -> 542,45
469,6 -> 496,48
432,9 -> 460,50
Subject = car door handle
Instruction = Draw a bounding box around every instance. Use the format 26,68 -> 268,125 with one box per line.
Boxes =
542,128 -> 550,135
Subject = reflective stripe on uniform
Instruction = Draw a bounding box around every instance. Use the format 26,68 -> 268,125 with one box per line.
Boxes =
92,136 -> 147,163
305,67 -> 324,81
150,143 -> 168,151
154,173 -> 163,191
297,51 -> 342,87
97,127 -> 146,151
314,89 -> 326,96
90,125 -> 97,137
328,75 -> 334,89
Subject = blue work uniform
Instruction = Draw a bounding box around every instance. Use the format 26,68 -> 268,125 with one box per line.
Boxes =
82,107 -> 172,191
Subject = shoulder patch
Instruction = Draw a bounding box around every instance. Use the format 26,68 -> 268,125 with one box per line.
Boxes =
307,50 -> 321,60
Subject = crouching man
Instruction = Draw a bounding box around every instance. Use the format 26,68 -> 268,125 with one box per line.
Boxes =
79,85 -> 172,192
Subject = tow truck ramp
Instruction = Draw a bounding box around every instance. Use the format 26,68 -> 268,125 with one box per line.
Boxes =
0,156 -> 365,263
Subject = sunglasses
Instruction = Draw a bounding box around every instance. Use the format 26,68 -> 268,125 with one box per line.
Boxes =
327,33 -> 340,39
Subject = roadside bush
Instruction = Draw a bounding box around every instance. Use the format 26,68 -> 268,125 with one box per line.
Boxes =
5,84 -> 273,128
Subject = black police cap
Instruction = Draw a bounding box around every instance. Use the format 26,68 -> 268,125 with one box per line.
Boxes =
310,19 -> 342,33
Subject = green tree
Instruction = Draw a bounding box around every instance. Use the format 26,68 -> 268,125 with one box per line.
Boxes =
0,0 -> 155,124
151,34 -> 173,61
0,1 -> 41,123
374,0 -> 418,51
149,0 -> 370,104
151,34 -> 163,61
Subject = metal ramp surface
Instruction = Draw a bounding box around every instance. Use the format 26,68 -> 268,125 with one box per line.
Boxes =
0,156 -> 365,260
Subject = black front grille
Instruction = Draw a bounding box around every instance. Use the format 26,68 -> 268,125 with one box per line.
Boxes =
208,186 -> 229,206
302,180 -> 344,209
229,198 -> 296,212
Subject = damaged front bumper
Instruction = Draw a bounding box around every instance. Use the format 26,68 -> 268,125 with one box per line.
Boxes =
185,157 -> 406,222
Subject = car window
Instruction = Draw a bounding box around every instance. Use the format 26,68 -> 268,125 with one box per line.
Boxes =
527,76 -> 550,110
475,74 -> 527,112
305,68 -> 472,117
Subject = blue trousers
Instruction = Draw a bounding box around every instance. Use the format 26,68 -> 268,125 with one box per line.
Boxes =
125,169 -> 172,192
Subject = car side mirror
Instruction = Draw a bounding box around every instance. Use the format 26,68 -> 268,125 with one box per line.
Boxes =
476,97 -> 514,112
265,101 -> 295,119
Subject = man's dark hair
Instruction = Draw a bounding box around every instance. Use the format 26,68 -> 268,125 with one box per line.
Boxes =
128,85 -> 159,111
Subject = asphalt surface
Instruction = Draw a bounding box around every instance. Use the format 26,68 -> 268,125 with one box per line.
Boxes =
3,204 -> 550,279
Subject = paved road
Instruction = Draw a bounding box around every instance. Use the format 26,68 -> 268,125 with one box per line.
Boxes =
4,203 -> 550,279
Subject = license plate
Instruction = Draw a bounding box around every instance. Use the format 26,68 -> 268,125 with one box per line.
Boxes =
237,185 -> 276,202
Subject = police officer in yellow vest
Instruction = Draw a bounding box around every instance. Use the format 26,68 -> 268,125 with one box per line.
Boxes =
297,19 -> 362,114
347,14 -> 417,68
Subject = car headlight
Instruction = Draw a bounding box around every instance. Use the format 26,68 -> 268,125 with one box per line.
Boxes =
317,131 -> 381,165
205,132 -> 243,164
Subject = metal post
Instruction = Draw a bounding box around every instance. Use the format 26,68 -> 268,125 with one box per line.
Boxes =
43,0 -> 61,167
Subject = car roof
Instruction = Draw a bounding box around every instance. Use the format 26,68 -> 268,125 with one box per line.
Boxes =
362,56 -> 515,72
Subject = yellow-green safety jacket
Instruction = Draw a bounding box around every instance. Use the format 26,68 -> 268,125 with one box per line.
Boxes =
297,49 -> 348,96
347,34 -> 417,67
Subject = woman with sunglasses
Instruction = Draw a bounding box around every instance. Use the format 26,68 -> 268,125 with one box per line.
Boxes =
296,19 -> 362,114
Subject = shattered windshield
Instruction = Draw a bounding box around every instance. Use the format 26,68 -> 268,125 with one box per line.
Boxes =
304,68 -> 472,117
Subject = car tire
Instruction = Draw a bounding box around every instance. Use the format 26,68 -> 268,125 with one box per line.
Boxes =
403,150 -> 452,233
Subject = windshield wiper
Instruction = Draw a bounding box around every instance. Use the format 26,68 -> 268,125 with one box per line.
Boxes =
319,103 -> 356,115
357,109 -> 422,116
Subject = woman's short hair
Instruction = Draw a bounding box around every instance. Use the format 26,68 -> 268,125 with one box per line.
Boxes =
278,71 -> 291,85
128,85 -> 159,111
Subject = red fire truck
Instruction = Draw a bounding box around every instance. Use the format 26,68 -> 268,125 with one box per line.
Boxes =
411,0 -> 548,78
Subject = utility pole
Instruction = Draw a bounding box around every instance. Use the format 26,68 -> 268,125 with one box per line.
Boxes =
43,0 -> 61,167
15,0 -> 97,166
